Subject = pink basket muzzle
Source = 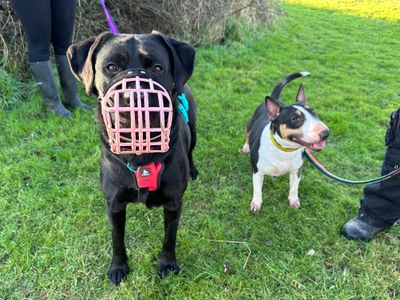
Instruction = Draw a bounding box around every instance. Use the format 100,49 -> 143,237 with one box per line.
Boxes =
100,76 -> 173,155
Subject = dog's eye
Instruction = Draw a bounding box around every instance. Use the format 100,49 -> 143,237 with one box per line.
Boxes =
291,115 -> 300,122
152,65 -> 163,74
106,64 -> 118,73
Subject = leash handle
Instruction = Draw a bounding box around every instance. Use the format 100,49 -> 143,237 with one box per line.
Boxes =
304,149 -> 400,185
99,0 -> 119,34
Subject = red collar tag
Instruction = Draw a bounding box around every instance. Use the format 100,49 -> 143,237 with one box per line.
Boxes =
133,162 -> 163,191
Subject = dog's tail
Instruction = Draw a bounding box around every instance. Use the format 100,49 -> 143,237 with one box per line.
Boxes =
270,72 -> 310,101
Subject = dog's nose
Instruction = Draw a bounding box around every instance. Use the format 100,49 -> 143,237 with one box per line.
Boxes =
319,129 -> 330,141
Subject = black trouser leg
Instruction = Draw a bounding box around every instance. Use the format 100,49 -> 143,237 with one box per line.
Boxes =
50,0 -> 90,110
359,108 -> 400,227
11,0 -> 51,62
359,147 -> 400,227
50,0 -> 77,56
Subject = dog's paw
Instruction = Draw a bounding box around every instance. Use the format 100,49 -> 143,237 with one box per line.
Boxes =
190,166 -> 199,180
108,263 -> 129,286
241,144 -> 250,154
250,199 -> 262,213
289,197 -> 301,209
157,261 -> 180,278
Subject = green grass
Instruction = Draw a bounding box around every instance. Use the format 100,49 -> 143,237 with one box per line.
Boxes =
0,67 -> 33,110
1,3 -> 400,299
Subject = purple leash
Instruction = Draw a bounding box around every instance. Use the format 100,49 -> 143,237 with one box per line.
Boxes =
99,0 -> 119,34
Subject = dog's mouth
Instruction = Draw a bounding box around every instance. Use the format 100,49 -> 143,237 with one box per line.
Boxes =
100,72 -> 174,155
107,95 -> 164,128
106,95 -> 170,152
291,137 -> 326,151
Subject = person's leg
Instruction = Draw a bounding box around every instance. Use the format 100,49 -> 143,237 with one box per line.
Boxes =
11,0 -> 71,117
51,0 -> 91,110
359,148 -> 400,226
11,0 -> 51,62
50,0 -> 76,57
342,109 -> 400,241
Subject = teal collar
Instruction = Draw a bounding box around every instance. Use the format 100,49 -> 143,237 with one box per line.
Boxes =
177,93 -> 189,123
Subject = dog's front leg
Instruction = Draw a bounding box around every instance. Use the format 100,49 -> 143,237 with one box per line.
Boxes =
250,172 -> 264,212
107,205 -> 129,285
158,204 -> 181,278
288,169 -> 301,208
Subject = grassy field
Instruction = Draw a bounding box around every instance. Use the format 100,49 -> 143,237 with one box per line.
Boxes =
286,0 -> 400,21
1,2 -> 400,299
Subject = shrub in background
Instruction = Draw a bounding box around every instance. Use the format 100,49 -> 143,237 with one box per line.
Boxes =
102,0 -> 283,45
1,0 -> 27,77
1,0 -> 282,77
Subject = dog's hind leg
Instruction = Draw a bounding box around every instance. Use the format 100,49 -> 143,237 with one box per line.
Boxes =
107,204 -> 129,285
158,203 -> 182,278
288,169 -> 301,208
250,172 -> 264,212
187,115 -> 199,180
188,126 -> 199,180
241,131 -> 250,154
185,87 -> 199,180
182,86 -> 199,180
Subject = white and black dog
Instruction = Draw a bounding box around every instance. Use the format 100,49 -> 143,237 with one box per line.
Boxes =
242,72 -> 329,212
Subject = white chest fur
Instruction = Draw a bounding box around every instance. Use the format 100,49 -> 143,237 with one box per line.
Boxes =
256,124 -> 304,176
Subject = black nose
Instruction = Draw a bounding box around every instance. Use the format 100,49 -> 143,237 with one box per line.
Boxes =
320,129 -> 330,141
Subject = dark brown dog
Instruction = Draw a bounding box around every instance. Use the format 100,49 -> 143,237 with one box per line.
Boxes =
67,31 -> 198,285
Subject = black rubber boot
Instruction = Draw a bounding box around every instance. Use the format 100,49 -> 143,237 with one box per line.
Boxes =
55,55 -> 92,110
29,61 -> 72,117
341,217 -> 385,241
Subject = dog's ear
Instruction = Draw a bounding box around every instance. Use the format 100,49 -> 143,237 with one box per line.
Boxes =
152,31 -> 195,94
265,96 -> 283,121
295,84 -> 308,105
67,32 -> 114,95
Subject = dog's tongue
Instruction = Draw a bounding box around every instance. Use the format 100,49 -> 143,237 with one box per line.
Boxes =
310,140 -> 326,151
